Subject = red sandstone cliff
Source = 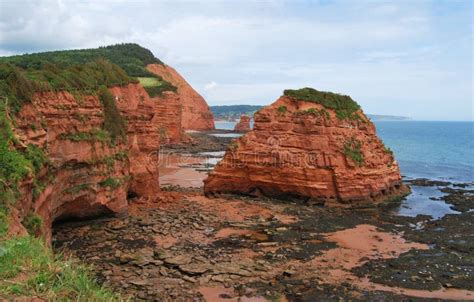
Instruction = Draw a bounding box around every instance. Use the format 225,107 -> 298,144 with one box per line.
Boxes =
147,64 -> 215,130
9,84 -> 169,240
234,115 -> 251,132
204,93 -> 406,204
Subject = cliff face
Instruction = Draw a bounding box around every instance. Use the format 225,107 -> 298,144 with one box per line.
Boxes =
9,84 -> 166,240
234,115 -> 251,132
204,92 -> 406,205
147,64 -> 215,130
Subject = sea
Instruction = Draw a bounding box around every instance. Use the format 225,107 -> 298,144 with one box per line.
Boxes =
215,120 -> 473,218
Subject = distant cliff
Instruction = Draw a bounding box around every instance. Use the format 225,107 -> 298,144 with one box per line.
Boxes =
211,105 -> 262,121
148,64 -> 215,130
366,114 -> 410,121
211,105 -> 409,121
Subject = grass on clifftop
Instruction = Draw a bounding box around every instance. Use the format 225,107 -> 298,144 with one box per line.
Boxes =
0,44 -> 177,110
284,87 -> 362,120
0,43 -> 162,77
0,59 -> 132,114
138,77 -> 177,97
0,236 -> 121,301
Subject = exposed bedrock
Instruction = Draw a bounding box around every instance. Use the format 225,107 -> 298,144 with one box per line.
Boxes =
147,64 -> 215,130
204,89 -> 407,205
11,84 -> 170,240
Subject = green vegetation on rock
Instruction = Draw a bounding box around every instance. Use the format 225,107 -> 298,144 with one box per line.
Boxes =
343,138 -> 364,166
0,103 -> 47,211
21,212 -> 43,235
295,108 -> 330,119
0,60 -> 132,114
383,146 -> 393,156
59,128 -> 111,143
0,207 -> 8,237
0,236 -> 120,301
277,105 -> 287,114
284,88 -> 362,120
0,44 -> 176,112
98,86 -> 127,143
138,77 -> 177,98
0,43 -> 162,77
98,177 -> 122,189
63,183 -> 92,195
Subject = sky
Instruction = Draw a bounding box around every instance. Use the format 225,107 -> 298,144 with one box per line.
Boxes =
0,0 -> 472,121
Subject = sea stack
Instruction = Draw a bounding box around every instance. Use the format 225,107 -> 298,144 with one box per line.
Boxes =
234,115 -> 251,132
204,88 -> 407,204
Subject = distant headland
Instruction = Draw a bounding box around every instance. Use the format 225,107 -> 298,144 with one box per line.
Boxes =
210,105 -> 410,121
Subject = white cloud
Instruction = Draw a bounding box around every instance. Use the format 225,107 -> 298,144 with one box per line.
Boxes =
204,81 -> 218,91
0,0 -> 471,120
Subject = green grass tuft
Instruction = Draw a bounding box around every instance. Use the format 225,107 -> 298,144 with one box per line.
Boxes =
59,128 -> 111,143
98,177 -> 122,189
63,183 -> 92,195
21,212 -> 42,235
138,77 -> 177,98
294,108 -> 330,119
277,105 -> 287,114
0,207 -> 8,237
0,236 -> 121,301
343,138 -> 364,166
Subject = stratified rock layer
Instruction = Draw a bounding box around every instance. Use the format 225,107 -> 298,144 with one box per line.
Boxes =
11,83 -> 170,240
234,115 -> 251,132
147,64 -> 215,130
204,94 -> 406,204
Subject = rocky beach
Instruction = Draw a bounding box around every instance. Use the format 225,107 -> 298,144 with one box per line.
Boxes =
52,131 -> 474,301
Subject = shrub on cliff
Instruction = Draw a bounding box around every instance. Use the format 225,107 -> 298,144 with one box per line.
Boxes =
284,87 -> 362,120
27,59 -> 132,92
0,103 -> 48,223
343,138 -> 364,166
98,86 -> 127,143
0,103 -> 33,203
0,64 -> 39,113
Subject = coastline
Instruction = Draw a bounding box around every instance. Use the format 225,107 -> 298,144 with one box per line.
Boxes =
52,130 -> 474,301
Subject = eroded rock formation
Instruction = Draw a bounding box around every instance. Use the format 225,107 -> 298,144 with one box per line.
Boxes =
204,88 -> 407,204
1,43 -> 215,241
234,115 -> 251,132
9,84 -> 169,240
147,64 -> 215,130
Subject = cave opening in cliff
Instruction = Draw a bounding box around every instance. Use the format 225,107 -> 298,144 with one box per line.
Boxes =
127,190 -> 139,200
52,203 -> 117,229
